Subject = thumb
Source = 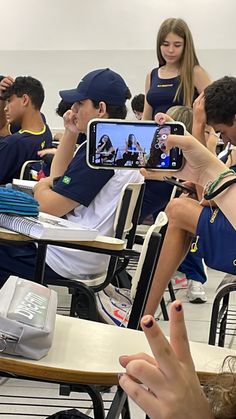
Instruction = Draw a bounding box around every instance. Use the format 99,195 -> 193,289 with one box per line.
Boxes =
166,134 -> 192,153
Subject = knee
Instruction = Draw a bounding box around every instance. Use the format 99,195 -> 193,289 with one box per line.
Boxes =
165,198 -> 188,226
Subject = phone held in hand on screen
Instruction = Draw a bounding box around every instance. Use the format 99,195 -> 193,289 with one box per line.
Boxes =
163,177 -> 196,194
87,118 -> 185,171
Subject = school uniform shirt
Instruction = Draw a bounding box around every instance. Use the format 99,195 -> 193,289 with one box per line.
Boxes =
9,113 -> 48,134
0,125 -> 52,184
146,67 -> 198,118
46,142 -> 143,278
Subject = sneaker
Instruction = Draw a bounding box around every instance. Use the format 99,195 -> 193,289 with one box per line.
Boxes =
96,285 -> 132,327
187,280 -> 207,303
171,271 -> 188,290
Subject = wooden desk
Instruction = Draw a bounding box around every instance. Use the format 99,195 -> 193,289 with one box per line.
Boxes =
0,228 -> 125,252
0,227 -> 125,283
0,315 -> 234,386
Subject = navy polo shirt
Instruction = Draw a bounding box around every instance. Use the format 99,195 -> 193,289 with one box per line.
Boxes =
53,142 -> 114,206
9,113 -> 47,134
0,125 -> 52,184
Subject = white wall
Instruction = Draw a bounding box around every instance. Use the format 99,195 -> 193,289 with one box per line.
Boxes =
1,0 -> 236,128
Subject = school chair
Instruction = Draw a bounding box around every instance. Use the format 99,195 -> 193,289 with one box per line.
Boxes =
209,274 -> 236,347
96,212 -> 168,327
45,182 -> 145,320
19,159 -> 44,180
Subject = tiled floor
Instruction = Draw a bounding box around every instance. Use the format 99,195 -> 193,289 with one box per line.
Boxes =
0,268 -> 235,418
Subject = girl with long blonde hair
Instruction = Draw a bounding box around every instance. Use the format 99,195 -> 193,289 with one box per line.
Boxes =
143,17 -> 211,119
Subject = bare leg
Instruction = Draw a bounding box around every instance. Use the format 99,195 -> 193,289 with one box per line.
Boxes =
145,197 -> 203,316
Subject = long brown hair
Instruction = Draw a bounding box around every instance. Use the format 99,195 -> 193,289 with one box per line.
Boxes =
204,356 -> 236,418
156,18 -> 199,106
146,127 -> 165,168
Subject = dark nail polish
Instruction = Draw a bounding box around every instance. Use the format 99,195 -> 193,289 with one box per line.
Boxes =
143,319 -> 153,328
175,304 -> 182,312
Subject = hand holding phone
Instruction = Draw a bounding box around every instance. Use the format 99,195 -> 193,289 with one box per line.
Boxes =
87,119 -> 185,171
163,176 -> 196,194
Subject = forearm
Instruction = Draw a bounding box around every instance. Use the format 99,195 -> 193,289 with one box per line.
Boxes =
142,73 -> 152,121
34,181 -> 74,217
198,157 -> 227,187
142,105 -> 152,121
200,163 -> 236,228
211,182 -> 236,229
192,120 -> 206,146
34,181 -> 53,211
50,128 -> 77,178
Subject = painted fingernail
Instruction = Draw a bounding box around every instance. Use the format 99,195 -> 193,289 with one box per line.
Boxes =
142,315 -> 154,328
175,304 -> 182,312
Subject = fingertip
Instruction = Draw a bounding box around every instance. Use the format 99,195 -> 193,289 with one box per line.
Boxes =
170,300 -> 185,323
172,300 -> 183,313
175,303 -> 182,312
141,315 -> 155,329
119,355 -> 129,367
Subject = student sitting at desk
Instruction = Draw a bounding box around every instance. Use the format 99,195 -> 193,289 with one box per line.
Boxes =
0,68 -> 143,286
96,134 -> 115,162
116,133 -> 144,167
0,76 -> 52,184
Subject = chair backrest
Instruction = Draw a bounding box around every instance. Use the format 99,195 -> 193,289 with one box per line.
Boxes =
20,160 -> 43,180
83,181 -> 144,292
95,214 -> 167,326
130,211 -> 168,300
113,182 -> 144,240
127,214 -> 167,329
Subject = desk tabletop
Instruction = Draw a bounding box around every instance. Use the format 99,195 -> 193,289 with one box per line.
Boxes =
0,315 -> 234,385
0,228 -> 125,251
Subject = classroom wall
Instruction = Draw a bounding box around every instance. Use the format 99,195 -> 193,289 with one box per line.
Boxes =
1,0 -> 236,129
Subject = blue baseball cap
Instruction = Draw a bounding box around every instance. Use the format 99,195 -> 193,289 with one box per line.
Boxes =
59,68 -> 129,106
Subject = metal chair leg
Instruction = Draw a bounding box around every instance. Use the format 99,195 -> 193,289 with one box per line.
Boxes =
160,297 -> 169,321
60,384 -> 105,419
106,387 -> 130,419
168,281 -> 176,302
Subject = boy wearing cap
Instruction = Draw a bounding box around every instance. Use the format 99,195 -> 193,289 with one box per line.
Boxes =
0,69 -> 143,285
0,76 -> 52,184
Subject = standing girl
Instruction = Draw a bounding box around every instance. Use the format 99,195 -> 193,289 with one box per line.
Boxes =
143,17 -> 211,119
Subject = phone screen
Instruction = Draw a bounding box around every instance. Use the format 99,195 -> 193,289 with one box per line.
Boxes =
87,119 -> 184,170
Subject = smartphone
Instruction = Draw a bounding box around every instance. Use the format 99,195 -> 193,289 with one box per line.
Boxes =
87,119 -> 185,170
163,176 -> 196,194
